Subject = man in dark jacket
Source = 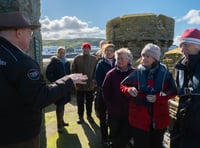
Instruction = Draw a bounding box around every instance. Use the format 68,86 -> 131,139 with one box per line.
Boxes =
170,28 -> 200,148
0,11 -> 87,148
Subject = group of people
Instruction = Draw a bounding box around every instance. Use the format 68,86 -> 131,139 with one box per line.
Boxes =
46,42 -> 98,133
95,41 -> 177,148
95,29 -> 200,148
1,10 -> 200,148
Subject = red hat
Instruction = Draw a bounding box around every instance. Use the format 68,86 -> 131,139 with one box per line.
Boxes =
180,28 -> 200,45
81,42 -> 91,49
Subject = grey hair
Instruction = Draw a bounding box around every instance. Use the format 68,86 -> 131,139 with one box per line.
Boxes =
115,48 -> 133,65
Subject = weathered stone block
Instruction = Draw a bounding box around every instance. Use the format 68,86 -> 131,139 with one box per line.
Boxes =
106,13 -> 175,62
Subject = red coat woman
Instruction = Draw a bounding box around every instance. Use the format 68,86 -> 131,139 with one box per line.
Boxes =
120,43 -> 177,148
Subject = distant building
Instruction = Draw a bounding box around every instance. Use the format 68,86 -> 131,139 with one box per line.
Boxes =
42,45 -> 65,57
43,45 -> 99,58
74,46 -> 99,54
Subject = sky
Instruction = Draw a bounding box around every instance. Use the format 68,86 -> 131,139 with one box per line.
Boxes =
40,0 -> 200,45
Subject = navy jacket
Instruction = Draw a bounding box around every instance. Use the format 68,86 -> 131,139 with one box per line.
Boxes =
95,57 -> 116,87
46,57 -> 71,104
0,37 -> 73,144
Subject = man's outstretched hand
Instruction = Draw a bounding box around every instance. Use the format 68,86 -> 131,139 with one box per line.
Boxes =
68,73 -> 88,84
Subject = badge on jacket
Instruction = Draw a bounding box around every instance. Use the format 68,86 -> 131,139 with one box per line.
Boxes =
27,69 -> 40,80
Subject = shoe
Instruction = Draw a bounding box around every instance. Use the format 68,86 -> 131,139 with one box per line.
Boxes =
87,116 -> 94,123
77,117 -> 85,124
63,122 -> 69,126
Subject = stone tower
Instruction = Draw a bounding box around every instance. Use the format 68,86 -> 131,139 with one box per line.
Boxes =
106,13 -> 175,63
0,0 -> 42,66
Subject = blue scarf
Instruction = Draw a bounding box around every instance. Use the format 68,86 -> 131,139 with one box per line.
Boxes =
58,57 -> 66,64
137,63 -> 167,94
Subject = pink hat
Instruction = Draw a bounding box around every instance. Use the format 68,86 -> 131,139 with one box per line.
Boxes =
180,28 -> 200,45
81,42 -> 91,49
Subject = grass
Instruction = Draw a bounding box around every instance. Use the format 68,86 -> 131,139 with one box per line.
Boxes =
42,96 -> 102,148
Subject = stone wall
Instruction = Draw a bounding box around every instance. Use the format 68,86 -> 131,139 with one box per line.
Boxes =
0,0 -> 42,66
106,13 -> 175,63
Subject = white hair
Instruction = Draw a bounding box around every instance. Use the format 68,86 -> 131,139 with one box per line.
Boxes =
115,48 -> 133,65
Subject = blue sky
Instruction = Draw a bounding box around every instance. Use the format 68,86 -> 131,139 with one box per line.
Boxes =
40,0 -> 200,45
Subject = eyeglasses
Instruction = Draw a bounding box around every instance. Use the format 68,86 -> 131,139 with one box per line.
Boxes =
25,28 -> 33,36
18,28 -> 33,37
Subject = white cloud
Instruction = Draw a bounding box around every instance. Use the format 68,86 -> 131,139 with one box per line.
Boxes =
183,9 -> 200,24
173,35 -> 181,46
177,9 -> 200,24
40,16 -> 105,40
174,9 -> 200,46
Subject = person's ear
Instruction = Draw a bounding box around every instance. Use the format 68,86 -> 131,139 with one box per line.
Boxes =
15,29 -> 22,38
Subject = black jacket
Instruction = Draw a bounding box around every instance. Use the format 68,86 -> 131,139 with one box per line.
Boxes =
46,57 -> 70,82
0,37 -> 73,144
46,56 -> 71,104
175,54 -> 200,135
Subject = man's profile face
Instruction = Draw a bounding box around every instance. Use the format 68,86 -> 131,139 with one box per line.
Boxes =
16,28 -> 33,51
180,42 -> 199,58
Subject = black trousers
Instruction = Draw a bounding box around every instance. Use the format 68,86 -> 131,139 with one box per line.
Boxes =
174,135 -> 200,148
170,120 -> 200,148
76,90 -> 94,118
97,94 -> 109,142
108,116 -> 131,148
131,126 -> 166,148
56,104 -> 65,128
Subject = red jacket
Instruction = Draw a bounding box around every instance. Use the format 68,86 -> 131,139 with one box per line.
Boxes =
120,63 -> 177,131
